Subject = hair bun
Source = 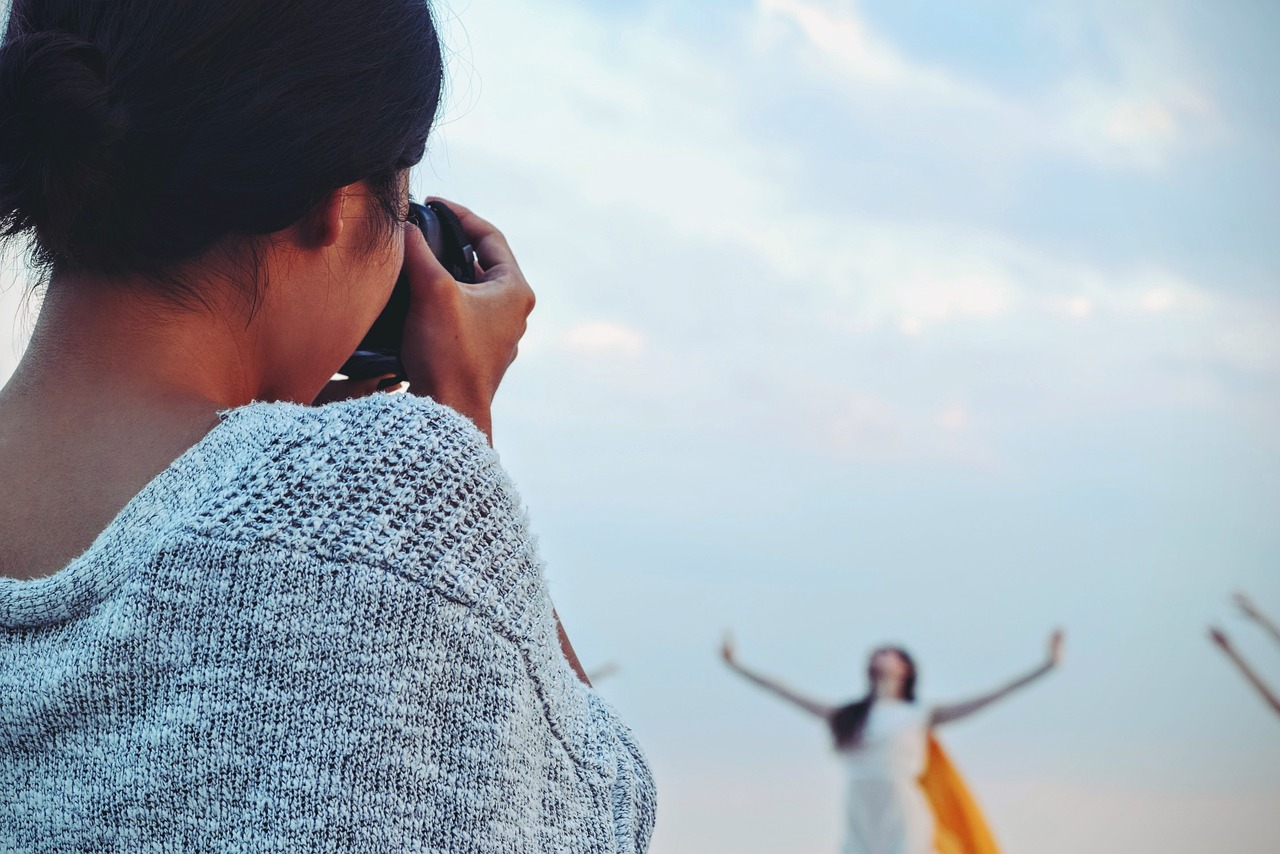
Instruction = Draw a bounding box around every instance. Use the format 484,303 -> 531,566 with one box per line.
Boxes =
0,30 -> 129,259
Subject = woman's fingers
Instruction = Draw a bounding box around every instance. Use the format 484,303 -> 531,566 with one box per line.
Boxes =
403,216 -> 455,296
398,201 -> 535,440
721,631 -> 736,661
413,198 -> 533,315
426,196 -> 518,274
1048,628 -> 1065,664
447,205 -> 533,317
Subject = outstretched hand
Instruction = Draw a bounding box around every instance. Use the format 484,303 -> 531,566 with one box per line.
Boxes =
1047,629 -> 1065,667
720,631 -> 738,666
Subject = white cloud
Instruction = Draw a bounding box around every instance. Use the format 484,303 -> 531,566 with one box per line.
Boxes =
756,0 -> 953,94
752,0 -> 1221,171
898,274 -> 1016,325
816,392 -> 901,457
1056,79 -> 1216,171
1042,0 -> 1225,169
1058,296 -> 1095,319
898,317 -> 923,337
1141,287 -> 1176,314
561,321 -> 646,357
937,404 -> 969,432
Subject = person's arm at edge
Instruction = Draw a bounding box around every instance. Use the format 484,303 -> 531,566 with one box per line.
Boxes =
1210,627 -> 1280,717
1235,593 -> 1280,648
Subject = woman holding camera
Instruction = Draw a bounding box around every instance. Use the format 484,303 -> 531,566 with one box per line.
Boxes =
0,0 -> 654,850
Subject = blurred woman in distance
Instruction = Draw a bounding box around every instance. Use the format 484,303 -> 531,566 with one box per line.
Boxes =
721,630 -> 1064,854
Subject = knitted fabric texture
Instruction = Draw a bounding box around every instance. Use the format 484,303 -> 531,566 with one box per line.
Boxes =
0,394 -> 656,853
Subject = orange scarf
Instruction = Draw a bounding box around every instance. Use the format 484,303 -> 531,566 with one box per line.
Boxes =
918,735 -> 1001,854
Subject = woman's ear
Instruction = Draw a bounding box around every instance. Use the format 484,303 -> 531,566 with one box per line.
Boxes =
294,186 -> 346,249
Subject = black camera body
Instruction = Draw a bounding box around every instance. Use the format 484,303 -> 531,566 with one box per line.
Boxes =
340,200 -> 477,382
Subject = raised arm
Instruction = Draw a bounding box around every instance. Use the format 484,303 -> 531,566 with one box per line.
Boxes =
720,632 -> 835,720
930,630 -> 1063,727
1210,627 -> 1280,717
1235,593 -> 1280,647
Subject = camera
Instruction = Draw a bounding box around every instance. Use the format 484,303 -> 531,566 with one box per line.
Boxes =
340,199 -> 478,382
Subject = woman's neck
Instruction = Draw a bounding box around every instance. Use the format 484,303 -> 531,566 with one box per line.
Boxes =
872,679 -> 908,702
10,276 -> 268,411
0,279 -> 265,581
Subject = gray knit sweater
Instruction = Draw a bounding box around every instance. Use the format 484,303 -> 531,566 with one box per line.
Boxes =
0,394 -> 655,853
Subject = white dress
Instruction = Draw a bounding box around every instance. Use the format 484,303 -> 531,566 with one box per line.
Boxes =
838,700 -> 934,854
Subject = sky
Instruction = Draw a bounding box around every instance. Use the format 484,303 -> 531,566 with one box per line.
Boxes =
3,1 -> 1279,852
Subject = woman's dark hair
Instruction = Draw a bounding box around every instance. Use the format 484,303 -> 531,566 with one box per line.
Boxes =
0,0 -> 444,299
830,646 -> 917,750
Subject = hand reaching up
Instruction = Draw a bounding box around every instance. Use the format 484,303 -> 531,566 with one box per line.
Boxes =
1234,592 -> 1265,622
721,631 -> 738,667
1047,629 -> 1065,667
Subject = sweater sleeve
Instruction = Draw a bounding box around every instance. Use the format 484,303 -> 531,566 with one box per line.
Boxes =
589,690 -> 659,854
295,395 -> 657,851
384,395 -> 658,852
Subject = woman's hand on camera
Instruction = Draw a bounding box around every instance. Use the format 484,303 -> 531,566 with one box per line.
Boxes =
399,199 -> 535,442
